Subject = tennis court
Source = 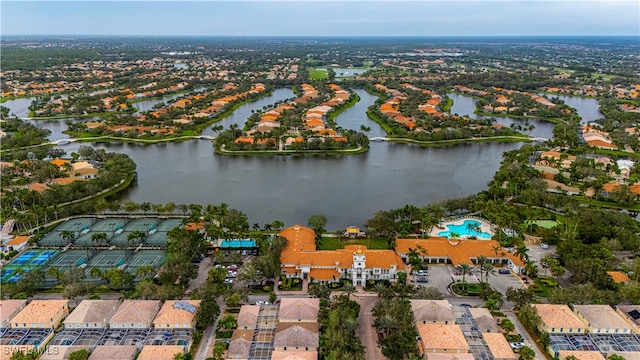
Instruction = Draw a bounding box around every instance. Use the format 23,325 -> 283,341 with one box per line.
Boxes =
126,250 -> 166,273
124,218 -> 158,232
46,250 -> 91,270
55,218 -> 94,232
38,231 -> 67,247
92,218 -> 127,233
29,250 -> 58,266
145,231 -> 168,246
157,218 -> 182,231
87,250 -> 127,269
8,250 -> 39,266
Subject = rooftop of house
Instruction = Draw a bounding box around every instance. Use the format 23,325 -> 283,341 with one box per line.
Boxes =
531,304 -> 586,330
39,346 -> 87,360
108,300 -> 160,325
136,345 -> 184,360
64,300 -> 119,325
237,305 -> 260,327
274,322 -> 319,348
410,300 -> 456,324
11,300 -> 68,325
270,351 -> 319,360
573,305 -> 634,330
227,330 -> 254,358
0,299 -> 27,325
152,300 -> 201,325
558,350 -> 606,360
616,305 -> 640,327
482,333 -> 517,360
469,308 -> 500,332
417,324 -> 469,351
425,354 -> 475,360
88,345 -> 137,360
278,298 -> 320,322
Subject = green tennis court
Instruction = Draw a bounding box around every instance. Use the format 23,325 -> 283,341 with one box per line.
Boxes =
46,249 -> 91,269
126,250 -> 166,271
525,220 -> 559,229
87,250 -> 127,269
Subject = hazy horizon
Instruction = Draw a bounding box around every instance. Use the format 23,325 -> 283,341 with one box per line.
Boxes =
2,1 -> 639,37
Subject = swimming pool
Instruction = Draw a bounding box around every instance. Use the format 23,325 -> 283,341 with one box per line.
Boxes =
219,239 -> 257,248
438,219 -> 492,239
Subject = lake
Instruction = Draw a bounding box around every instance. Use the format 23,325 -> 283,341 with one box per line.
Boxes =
2,89 -> 601,230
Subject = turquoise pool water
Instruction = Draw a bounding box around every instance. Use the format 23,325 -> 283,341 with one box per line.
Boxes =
220,239 -> 256,248
438,220 -> 492,239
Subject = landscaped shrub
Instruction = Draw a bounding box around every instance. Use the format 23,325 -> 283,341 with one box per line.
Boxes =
262,285 -> 271,292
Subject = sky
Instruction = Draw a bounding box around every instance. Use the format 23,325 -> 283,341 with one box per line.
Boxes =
1,1 -> 639,37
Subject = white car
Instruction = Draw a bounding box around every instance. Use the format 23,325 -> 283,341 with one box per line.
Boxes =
510,342 -> 525,350
255,301 -> 270,306
224,278 -> 233,284
540,243 -> 549,249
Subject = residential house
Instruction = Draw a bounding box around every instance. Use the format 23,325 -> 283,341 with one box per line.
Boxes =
469,308 -> 500,333
88,345 -> 137,360
557,350 -> 606,360
607,271 -> 631,283
236,305 -> 260,330
108,300 -> 160,329
417,324 -> 469,354
616,305 -> 640,333
11,300 -> 69,329
0,300 -> 27,328
273,323 -> 319,352
482,333 -> 517,360
137,345 -> 184,360
270,350 -> 318,360
278,298 -> 319,323
531,304 -> 587,334
425,354 -> 474,360
573,305 -> 635,334
410,300 -> 456,325
64,300 -> 119,329
152,300 -> 201,329
39,346 -> 87,360
225,330 -> 253,360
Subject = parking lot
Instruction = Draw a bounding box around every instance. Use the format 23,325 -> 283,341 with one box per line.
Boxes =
411,264 -> 525,299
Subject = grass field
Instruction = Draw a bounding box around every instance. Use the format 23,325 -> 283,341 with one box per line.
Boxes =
309,68 -> 328,80
524,220 -> 559,229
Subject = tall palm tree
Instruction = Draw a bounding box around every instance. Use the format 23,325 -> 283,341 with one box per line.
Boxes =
343,283 -> 356,299
60,230 -> 75,247
456,263 -> 472,290
476,255 -> 488,282
482,263 -> 496,283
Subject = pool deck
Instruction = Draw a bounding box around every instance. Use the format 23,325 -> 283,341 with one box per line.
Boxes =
429,216 -> 494,239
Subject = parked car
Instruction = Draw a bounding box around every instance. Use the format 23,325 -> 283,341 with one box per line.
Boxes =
499,269 -> 511,274
241,250 -> 248,256
256,301 -> 270,305
224,278 -> 233,284
417,270 -> 428,276
252,249 -> 258,256
540,243 -> 549,249
416,276 -> 428,283
510,342 -> 525,351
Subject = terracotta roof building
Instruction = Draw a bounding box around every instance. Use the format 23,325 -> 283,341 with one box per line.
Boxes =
279,225 -> 404,286
137,345 -> 184,360
0,299 -> 27,328
573,305 -> 635,334
616,305 -> 640,333
425,354 -> 475,360
273,323 -> 319,351
108,300 -> 160,329
226,329 -> 253,360
88,345 -> 137,360
557,350 -> 606,360
237,305 -> 260,330
152,300 -> 201,329
411,300 -> 456,324
531,304 -> 587,334
417,324 -> 469,354
270,351 -> 318,360
64,300 -> 119,329
11,300 -> 69,329
395,238 -> 523,273
278,298 -> 319,323
482,333 -> 517,360
469,308 -> 500,333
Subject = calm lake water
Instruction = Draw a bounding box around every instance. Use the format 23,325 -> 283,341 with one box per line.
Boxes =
2,89 -> 601,230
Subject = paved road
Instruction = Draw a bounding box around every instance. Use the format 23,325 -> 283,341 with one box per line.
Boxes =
504,310 -> 547,360
353,293 -> 386,360
188,256 -> 213,291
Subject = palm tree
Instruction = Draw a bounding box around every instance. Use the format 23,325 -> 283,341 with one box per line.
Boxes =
60,230 -> 75,247
91,232 -> 108,248
343,283 -> 356,299
482,263 -> 496,283
177,204 -> 188,216
476,255 -> 488,282
373,282 -> 388,298
456,263 -> 472,290
376,314 -> 396,338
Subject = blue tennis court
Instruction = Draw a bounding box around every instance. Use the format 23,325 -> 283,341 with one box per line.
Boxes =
9,250 -> 39,266
6,269 -> 30,283
29,250 -> 58,265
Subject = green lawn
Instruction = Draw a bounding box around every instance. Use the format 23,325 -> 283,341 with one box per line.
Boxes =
524,220 -> 559,229
309,68 -> 328,80
318,237 -> 390,250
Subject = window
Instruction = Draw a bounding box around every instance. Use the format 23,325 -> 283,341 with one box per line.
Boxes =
551,328 -> 555,332
85,323 -> 89,328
